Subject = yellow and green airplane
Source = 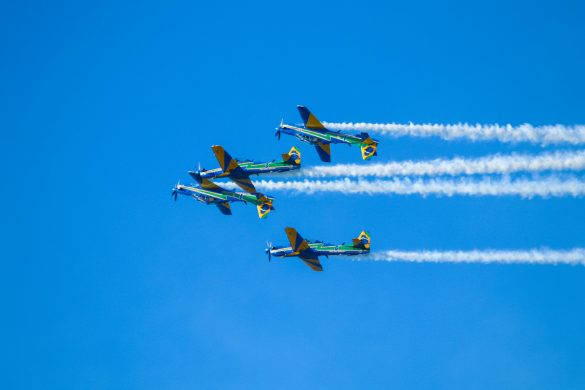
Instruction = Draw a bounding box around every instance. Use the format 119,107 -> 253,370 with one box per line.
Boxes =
266,227 -> 371,271
189,145 -> 301,194
172,178 -> 274,218
276,105 -> 379,162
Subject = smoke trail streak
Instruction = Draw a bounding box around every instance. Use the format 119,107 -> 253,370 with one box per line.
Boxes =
359,249 -> 585,265
298,150 -> 585,178
323,121 -> 585,145
252,177 -> 585,198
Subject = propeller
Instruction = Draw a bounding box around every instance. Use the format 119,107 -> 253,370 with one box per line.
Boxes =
275,118 -> 283,140
265,241 -> 273,262
188,163 -> 206,183
172,180 -> 180,201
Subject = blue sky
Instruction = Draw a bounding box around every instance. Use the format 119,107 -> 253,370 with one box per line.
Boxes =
2,0 -> 585,388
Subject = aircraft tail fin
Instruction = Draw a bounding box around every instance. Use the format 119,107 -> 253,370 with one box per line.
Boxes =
282,146 -> 301,166
211,145 -> 240,174
297,105 -> 326,129
358,133 -> 379,160
360,142 -> 378,160
352,231 -> 371,250
256,194 -> 275,219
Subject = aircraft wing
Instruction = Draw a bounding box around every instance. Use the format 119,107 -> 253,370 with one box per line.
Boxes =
211,145 -> 247,176
199,178 -> 226,191
215,201 -> 232,215
299,255 -> 323,272
230,175 -> 257,194
314,142 -> 331,162
285,227 -> 323,271
297,105 -> 326,130
211,145 -> 257,193
285,227 -> 311,252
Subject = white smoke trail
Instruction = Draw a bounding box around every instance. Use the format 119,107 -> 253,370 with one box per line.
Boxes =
299,150 -> 585,178
253,177 -> 585,198
360,248 -> 585,265
323,121 -> 585,145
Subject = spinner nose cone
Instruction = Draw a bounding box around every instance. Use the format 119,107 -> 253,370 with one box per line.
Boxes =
188,170 -> 202,182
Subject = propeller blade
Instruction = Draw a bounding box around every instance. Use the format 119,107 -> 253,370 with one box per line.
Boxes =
266,241 -> 272,262
275,130 -> 281,140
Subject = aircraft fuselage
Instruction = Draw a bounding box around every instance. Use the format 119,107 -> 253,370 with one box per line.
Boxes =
270,242 -> 369,259
279,124 -> 363,146
174,184 -> 268,206
197,160 -> 299,180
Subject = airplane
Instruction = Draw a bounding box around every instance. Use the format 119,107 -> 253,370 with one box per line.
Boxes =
171,178 -> 275,218
188,145 -> 301,194
275,105 -> 379,163
266,227 -> 371,271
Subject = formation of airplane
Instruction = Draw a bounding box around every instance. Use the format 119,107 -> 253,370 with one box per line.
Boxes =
276,105 -> 379,162
172,178 -> 274,218
189,145 -> 301,194
172,105 -> 376,270
266,227 -> 371,271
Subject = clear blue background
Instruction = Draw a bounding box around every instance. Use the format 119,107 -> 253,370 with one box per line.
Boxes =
2,1 -> 585,388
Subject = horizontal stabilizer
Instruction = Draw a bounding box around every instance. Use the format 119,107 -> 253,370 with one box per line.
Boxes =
358,132 -> 376,144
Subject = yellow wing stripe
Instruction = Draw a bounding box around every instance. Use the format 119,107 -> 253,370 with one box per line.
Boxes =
233,176 -> 257,194
199,178 -> 223,191
306,112 -> 325,129
285,227 -> 310,252
300,257 -> 323,272
211,145 -> 240,173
